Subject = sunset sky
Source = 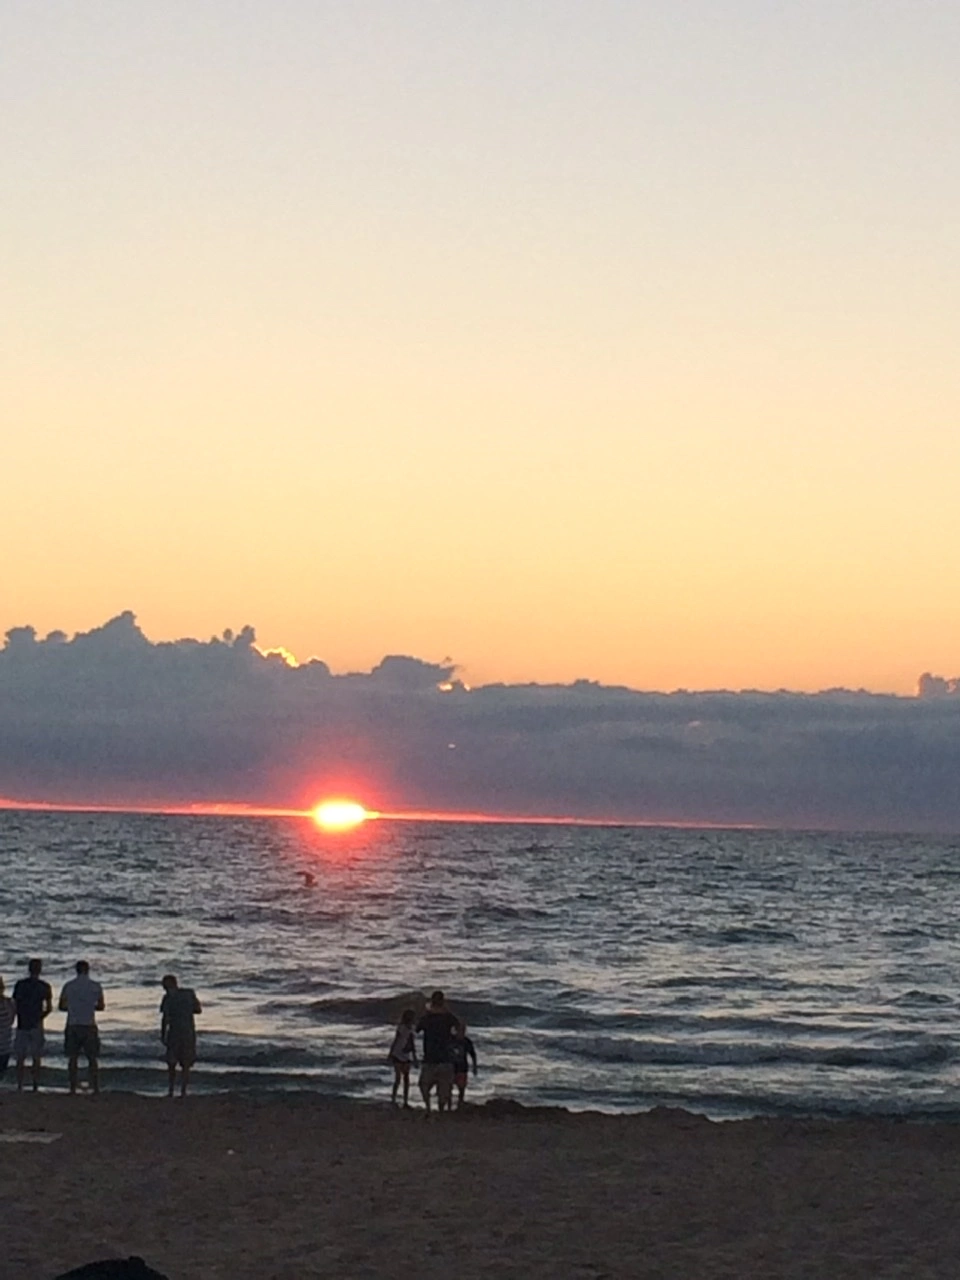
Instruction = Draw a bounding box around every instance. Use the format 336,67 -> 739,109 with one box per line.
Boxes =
5,1 -> 960,695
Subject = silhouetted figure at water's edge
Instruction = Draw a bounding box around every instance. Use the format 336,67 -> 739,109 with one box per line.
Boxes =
416,990 -> 460,1114
13,957 -> 52,1091
450,1021 -> 478,1109
160,974 -> 202,1098
59,960 -> 105,1095
387,1007 -> 418,1107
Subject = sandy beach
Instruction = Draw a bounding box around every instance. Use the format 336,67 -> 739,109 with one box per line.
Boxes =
2,1094 -> 960,1279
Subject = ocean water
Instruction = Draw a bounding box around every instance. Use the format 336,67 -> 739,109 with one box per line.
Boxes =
2,810 -> 960,1119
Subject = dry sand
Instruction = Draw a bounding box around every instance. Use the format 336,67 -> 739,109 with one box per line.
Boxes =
2,1092 -> 960,1279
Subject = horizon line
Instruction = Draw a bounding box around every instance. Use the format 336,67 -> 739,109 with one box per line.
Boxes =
0,796 -> 761,831
1,797 -> 956,838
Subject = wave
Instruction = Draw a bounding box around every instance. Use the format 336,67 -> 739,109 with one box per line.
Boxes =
560,1034 -> 955,1071
463,902 -> 552,922
53,1065 -> 374,1097
889,989 -> 954,1007
37,1071 -> 960,1122
211,971 -> 338,995
701,926 -> 799,946
98,1034 -> 341,1071
305,993 -> 545,1026
648,974 -> 858,994
881,926 -> 940,940
603,1084 -> 960,1123
295,995 -> 891,1043
207,905 -> 349,927
207,1045 -> 333,1070
534,1009 -> 871,1038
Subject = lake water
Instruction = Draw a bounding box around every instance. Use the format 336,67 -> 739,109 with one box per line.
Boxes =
2,809 -> 960,1118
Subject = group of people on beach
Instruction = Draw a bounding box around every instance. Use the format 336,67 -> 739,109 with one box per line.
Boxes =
0,958 -> 202,1097
388,990 -> 478,1112
2,960 -> 477,1111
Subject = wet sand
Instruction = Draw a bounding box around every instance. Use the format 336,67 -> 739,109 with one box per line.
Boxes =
2,1093 -> 960,1279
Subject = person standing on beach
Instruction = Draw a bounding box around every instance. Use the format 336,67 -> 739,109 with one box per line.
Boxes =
415,990 -> 460,1114
13,958 -> 53,1091
387,1008 -> 419,1107
0,977 -> 15,1080
160,974 -> 202,1097
58,960 -> 106,1095
449,1022 -> 478,1109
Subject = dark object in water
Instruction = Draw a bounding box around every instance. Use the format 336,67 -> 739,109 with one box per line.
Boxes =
52,1259 -> 170,1280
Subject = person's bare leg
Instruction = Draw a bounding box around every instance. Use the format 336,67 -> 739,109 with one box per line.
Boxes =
167,1063 -> 176,1097
89,1056 -> 99,1095
31,1056 -> 41,1091
68,1054 -> 79,1094
420,1078 -> 432,1113
402,1070 -> 410,1107
180,1063 -> 190,1097
16,1056 -> 25,1091
391,1066 -> 400,1104
457,1083 -> 466,1109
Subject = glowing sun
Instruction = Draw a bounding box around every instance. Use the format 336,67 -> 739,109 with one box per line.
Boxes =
312,800 -> 369,831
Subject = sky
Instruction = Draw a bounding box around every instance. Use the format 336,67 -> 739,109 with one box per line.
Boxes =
4,2 -> 960,702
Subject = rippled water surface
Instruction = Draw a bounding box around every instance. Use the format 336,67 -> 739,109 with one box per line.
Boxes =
2,811 -> 960,1118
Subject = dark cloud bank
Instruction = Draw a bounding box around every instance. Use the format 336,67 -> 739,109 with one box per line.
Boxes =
1,613 -> 959,833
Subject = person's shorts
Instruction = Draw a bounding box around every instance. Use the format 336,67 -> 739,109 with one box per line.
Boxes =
14,1027 -> 44,1060
454,1071 -> 468,1091
165,1031 -> 197,1068
64,1024 -> 101,1059
419,1061 -> 454,1101
389,1055 -> 411,1075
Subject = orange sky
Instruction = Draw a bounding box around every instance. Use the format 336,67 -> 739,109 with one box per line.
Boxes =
4,3 -> 959,695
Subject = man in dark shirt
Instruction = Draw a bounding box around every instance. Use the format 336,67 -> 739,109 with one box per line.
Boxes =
160,974 -> 203,1097
13,957 -> 53,1092
415,990 -> 460,1113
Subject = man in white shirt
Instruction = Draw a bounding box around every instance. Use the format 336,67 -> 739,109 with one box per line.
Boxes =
58,960 -> 105,1095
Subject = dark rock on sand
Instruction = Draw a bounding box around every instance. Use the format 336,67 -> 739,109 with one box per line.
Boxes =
53,1258 -> 169,1280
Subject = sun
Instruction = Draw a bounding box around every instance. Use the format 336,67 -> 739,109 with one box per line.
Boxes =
312,800 -> 369,832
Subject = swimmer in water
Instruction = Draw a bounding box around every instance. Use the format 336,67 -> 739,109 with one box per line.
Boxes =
300,871 -> 316,888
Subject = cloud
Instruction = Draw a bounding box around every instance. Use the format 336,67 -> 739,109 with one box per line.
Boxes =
918,672 -> 960,699
1,613 -> 959,832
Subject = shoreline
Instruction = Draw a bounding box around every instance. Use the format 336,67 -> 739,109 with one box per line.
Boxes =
3,1093 -> 960,1278
7,1076 -> 960,1126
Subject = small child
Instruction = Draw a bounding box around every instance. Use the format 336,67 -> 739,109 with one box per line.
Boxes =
387,1008 -> 418,1107
449,1022 -> 478,1109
